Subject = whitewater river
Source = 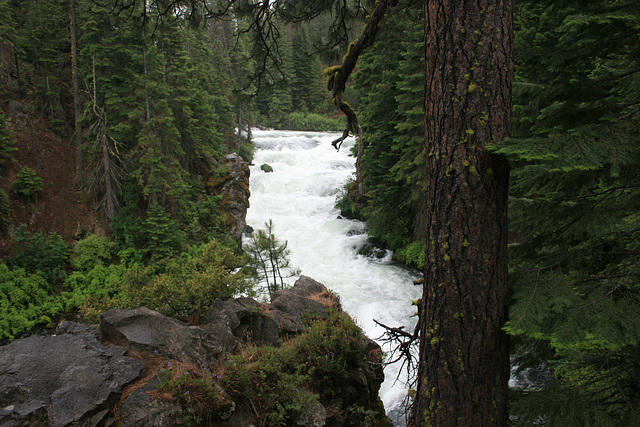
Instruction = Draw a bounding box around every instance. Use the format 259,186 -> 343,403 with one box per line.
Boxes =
244,129 -> 423,424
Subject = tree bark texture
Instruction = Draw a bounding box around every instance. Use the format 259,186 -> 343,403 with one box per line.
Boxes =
413,0 -> 512,425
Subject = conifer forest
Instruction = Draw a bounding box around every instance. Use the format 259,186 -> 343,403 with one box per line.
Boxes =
1,0 -> 640,425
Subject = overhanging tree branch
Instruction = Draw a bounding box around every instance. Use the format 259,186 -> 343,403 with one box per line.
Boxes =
324,0 -> 397,151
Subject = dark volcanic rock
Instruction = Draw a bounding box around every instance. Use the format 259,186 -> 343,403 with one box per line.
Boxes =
1,276 -> 387,427
270,275 -> 334,333
203,297 -> 281,347
117,377 -> 182,427
202,275 -> 339,346
100,307 -> 227,363
0,322 -> 143,427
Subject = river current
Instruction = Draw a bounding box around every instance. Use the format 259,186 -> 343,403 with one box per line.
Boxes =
244,129 -> 422,424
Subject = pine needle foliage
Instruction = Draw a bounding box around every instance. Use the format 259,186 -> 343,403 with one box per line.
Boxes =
10,167 -> 43,200
0,111 -> 16,169
352,4 -> 426,265
244,220 -> 299,301
494,1 -> 640,423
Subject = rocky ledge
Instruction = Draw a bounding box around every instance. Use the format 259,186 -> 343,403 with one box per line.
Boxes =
0,276 -> 389,426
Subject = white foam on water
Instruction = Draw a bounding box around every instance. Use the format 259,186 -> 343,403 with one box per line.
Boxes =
245,129 -> 422,425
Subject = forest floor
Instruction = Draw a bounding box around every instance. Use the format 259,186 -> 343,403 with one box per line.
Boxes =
0,98 -> 100,258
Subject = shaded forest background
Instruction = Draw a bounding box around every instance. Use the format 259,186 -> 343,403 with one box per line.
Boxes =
0,0 -> 349,341
1,0 -> 640,424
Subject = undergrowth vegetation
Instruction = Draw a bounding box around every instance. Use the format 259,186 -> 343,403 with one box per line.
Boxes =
0,224 -> 254,342
157,309 -> 387,426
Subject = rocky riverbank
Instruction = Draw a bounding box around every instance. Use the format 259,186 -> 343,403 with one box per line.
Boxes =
0,276 -> 390,426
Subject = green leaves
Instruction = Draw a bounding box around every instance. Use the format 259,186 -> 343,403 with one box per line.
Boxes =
0,264 -> 65,341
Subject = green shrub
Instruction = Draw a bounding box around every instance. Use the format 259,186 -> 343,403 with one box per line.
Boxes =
10,167 -> 43,199
158,359 -> 235,425
220,310 -> 366,423
287,112 -> 344,131
0,264 -> 65,341
117,239 -> 253,322
0,190 -> 13,235
9,224 -> 70,284
65,263 -> 128,322
395,240 -> 426,269
69,235 -> 116,271
237,141 -> 255,164
222,345 -> 318,425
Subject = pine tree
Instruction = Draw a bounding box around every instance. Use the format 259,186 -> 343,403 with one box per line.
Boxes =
494,1 -> 640,423
244,220 -> 299,301
413,0 -> 513,424
17,0 -> 69,128
353,6 -> 425,262
0,111 -> 16,168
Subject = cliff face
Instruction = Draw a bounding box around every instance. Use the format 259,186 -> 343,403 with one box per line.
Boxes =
205,153 -> 251,243
0,276 -> 390,426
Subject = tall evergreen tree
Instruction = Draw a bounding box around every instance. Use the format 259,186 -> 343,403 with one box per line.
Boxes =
353,5 -> 425,260
495,1 -> 640,423
413,0 -> 513,424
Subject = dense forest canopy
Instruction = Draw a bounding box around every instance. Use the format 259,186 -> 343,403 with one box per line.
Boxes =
0,0 -> 345,342
1,0 -> 640,424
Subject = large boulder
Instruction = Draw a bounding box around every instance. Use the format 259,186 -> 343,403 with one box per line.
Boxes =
202,297 -> 282,347
270,275 -> 337,333
100,307 -> 229,363
0,322 -> 143,426
202,275 -> 341,346
205,153 -> 250,242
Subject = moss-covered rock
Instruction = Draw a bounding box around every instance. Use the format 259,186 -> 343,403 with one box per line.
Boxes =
205,153 -> 251,242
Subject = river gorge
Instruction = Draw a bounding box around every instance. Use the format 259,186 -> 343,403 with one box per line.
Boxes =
245,129 -> 423,424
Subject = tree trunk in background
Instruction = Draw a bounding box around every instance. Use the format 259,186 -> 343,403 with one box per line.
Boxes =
70,0 -> 83,187
413,0 -> 513,425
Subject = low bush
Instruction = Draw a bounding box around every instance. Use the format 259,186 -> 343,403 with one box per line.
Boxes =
219,309 -> 368,424
123,240 -> 252,322
157,359 -> 234,425
9,224 -> 70,284
65,263 -> 128,323
287,112 -> 344,132
69,235 -> 116,271
75,239 -> 254,324
0,264 -> 65,341
395,240 -> 426,270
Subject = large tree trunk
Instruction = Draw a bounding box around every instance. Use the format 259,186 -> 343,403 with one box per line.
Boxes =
70,0 -> 83,187
412,0 -> 512,425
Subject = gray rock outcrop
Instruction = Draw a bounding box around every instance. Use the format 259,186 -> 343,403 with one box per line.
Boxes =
0,323 -> 143,426
0,276 -> 387,427
205,153 -> 250,242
